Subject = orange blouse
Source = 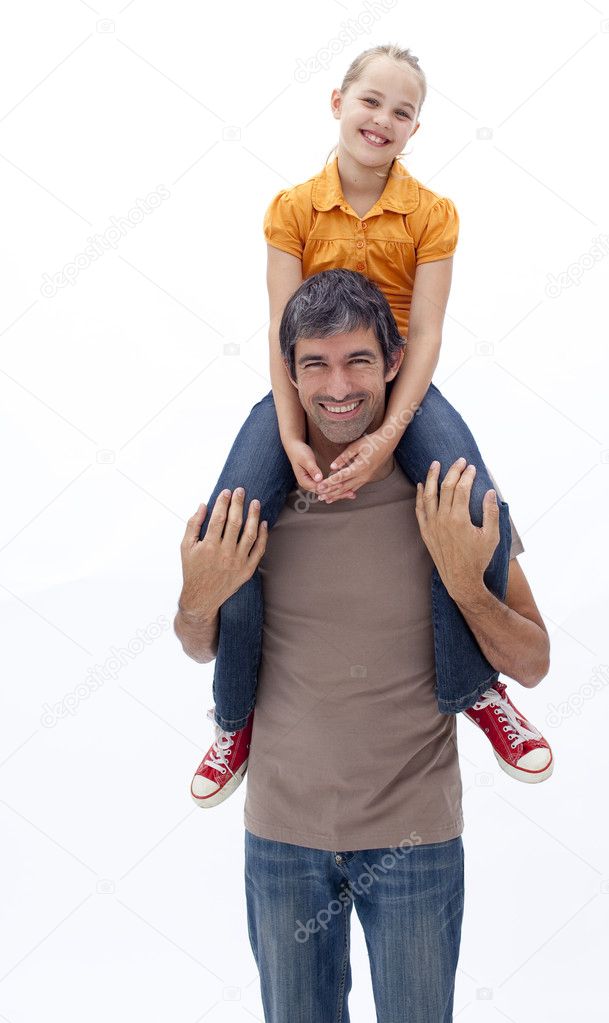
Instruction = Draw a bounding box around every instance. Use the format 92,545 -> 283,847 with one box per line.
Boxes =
263,156 -> 459,338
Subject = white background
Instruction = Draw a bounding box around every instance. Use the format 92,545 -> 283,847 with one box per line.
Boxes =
1,0 -> 608,1019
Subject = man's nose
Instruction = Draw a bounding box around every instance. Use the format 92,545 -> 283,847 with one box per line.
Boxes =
325,370 -> 357,400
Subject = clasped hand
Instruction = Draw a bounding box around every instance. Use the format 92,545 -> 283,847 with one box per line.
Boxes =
287,430 -> 394,503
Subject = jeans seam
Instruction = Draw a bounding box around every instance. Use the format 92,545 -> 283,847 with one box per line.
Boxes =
335,893 -> 350,1023
431,567 -> 450,711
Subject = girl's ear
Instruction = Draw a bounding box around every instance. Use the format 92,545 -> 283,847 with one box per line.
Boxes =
330,88 -> 342,119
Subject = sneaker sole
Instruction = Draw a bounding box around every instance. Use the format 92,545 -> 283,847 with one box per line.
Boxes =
462,712 -> 554,784
190,761 -> 248,808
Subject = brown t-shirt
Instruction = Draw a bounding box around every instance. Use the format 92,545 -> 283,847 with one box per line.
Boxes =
243,462 -> 524,851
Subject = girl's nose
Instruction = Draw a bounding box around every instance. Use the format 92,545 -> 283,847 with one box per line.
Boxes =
374,110 -> 391,128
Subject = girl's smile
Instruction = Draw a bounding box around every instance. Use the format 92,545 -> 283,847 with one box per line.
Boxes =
360,128 -> 392,147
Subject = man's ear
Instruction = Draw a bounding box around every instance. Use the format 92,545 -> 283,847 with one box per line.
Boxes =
384,347 -> 405,383
284,359 -> 298,388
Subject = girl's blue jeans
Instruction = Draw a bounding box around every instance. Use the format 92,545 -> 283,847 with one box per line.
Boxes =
245,829 -> 464,1023
199,382 -> 512,730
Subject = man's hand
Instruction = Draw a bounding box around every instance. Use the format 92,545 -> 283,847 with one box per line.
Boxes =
179,489 -> 268,620
316,430 -> 393,503
415,457 -> 500,604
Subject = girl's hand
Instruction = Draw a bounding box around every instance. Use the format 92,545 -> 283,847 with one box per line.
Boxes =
285,439 -> 356,499
317,430 -> 395,503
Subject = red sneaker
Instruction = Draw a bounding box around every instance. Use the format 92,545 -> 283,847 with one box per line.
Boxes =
190,707 -> 254,808
463,681 -> 554,783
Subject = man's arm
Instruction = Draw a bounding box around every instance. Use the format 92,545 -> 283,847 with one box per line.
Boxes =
415,458 -> 550,689
174,604 -> 219,664
174,490 -> 268,664
454,556 -> 550,688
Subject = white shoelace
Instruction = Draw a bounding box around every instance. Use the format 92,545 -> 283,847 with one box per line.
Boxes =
472,687 -> 542,749
203,707 -> 236,776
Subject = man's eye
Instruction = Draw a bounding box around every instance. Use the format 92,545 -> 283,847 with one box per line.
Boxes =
304,360 -> 369,367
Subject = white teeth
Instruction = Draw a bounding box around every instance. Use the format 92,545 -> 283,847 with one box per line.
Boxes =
322,401 -> 360,413
362,130 -> 387,144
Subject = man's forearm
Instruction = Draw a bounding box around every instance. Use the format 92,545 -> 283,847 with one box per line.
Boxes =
174,602 -> 219,664
455,583 -> 550,688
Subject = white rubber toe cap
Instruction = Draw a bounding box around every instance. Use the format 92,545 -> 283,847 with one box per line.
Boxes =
191,775 -> 221,799
516,747 -> 552,771
190,762 -> 248,807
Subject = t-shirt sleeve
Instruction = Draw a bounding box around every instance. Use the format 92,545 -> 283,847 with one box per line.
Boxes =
487,467 -> 525,559
415,196 -> 459,265
507,515 -> 525,559
262,188 -> 306,259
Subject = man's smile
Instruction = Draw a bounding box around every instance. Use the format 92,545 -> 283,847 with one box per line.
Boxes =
317,398 -> 365,420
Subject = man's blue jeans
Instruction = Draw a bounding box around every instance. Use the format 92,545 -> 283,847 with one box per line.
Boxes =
200,383 -> 512,729
245,830 -> 465,1022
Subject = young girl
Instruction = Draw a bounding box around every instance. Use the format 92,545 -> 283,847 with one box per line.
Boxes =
189,43 -> 553,806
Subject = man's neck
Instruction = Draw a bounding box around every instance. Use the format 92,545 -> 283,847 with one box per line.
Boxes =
309,431 -> 395,486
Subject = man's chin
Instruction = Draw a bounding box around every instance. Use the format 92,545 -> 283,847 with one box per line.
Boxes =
311,408 -> 372,444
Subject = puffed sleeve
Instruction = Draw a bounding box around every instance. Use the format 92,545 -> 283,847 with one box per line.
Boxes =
263,188 -> 306,259
415,196 -> 459,265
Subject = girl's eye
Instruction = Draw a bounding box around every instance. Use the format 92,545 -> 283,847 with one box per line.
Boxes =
363,97 -> 410,119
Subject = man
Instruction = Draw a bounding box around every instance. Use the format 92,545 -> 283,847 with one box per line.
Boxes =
175,271 -> 550,1020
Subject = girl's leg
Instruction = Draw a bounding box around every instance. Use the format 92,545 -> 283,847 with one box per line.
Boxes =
392,381 -> 512,715
198,390 -> 296,730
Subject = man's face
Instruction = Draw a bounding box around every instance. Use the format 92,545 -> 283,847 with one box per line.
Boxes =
287,326 -> 403,446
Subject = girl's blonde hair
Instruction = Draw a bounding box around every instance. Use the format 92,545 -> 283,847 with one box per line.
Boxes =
326,43 -> 426,176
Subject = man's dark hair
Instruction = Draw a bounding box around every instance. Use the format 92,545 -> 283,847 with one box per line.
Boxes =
279,269 -> 405,380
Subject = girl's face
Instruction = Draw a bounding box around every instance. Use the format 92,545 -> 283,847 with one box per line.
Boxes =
331,57 -> 421,170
